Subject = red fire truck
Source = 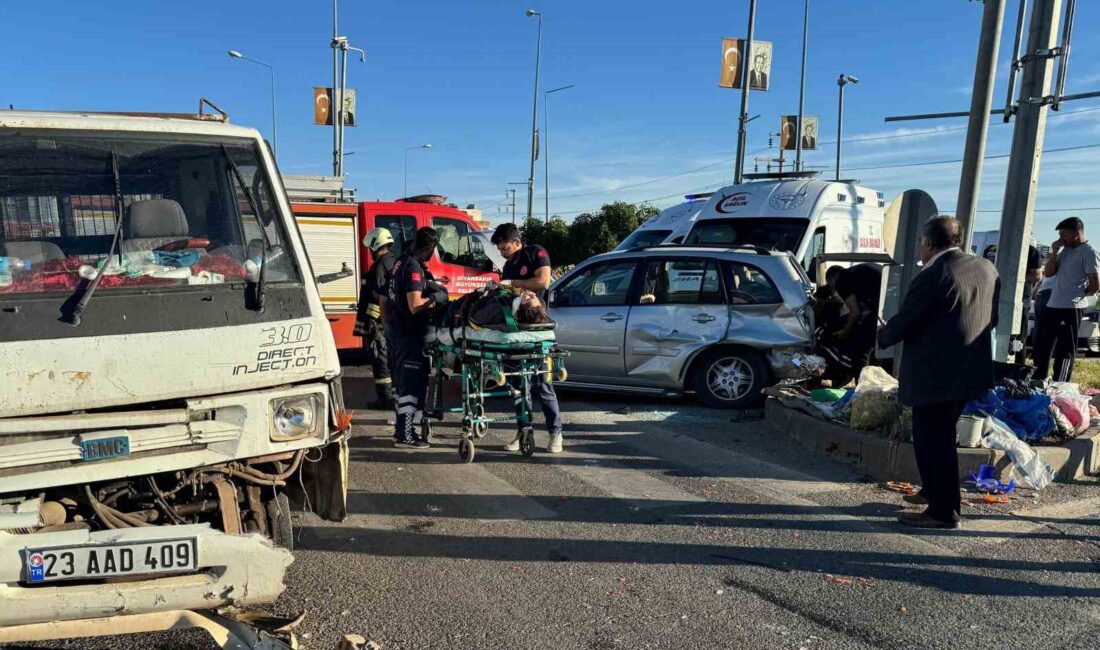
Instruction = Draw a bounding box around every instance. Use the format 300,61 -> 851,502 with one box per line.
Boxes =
287,177 -> 501,349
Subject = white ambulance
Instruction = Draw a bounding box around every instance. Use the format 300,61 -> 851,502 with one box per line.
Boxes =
683,174 -> 888,281
615,193 -> 713,250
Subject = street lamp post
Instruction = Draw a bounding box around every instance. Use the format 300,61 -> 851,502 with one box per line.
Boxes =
404,144 -> 432,198
228,50 -> 278,159
525,9 -> 543,223
835,73 -> 859,180
543,84 -> 573,224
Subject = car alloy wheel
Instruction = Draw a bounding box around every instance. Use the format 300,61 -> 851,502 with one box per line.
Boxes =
707,356 -> 754,401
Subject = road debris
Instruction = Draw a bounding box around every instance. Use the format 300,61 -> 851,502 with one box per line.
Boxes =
885,481 -> 918,495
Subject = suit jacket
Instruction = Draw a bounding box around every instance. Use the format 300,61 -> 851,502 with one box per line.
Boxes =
750,70 -> 768,90
877,249 -> 999,407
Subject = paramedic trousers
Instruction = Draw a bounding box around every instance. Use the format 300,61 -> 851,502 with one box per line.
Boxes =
365,319 -> 393,402
1031,306 -> 1082,382
508,363 -> 562,435
911,400 -> 966,524
389,329 -> 429,442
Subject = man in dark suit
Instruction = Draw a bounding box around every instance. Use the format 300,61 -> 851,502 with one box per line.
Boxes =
877,217 -> 999,529
749,53 -> 769,90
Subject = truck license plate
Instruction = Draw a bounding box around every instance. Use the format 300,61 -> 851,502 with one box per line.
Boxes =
24,539 -> 197,583
80,435 -> 130,462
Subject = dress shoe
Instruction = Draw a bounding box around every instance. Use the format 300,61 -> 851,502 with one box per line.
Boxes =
898,511 -> 959,529
902,493 -> 928,506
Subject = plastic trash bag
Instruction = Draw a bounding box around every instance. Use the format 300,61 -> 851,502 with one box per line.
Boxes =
963,386 -> 1054,441
980,416 -> 1055,490
849,367 -> 900,433
1048,383 -> 1091,434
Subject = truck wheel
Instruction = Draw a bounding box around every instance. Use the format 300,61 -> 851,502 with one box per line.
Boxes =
692,348 -> 769,409
266,493 -> 294,551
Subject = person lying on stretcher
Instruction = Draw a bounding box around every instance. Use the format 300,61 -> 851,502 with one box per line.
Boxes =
433,283 -> 550,332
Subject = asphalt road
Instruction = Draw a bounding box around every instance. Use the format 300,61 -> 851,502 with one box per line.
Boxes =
8,364 -> 1100,649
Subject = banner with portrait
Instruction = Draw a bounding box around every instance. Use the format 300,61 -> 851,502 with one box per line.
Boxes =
718,38 -> 773,91
780,115 -> 818,150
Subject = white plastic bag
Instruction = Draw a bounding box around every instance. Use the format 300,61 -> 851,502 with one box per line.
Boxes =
979,416 -> 1055,490
849,367 -> 900,432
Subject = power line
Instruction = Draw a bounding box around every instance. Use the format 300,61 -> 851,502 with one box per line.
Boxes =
552,140 -> 1100,218
844,141 -> 1100,173
978,206 -> 1100,212
543,104 -> 1100,203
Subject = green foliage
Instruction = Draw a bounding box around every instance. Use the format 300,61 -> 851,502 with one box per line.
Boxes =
519,202 -> 657,266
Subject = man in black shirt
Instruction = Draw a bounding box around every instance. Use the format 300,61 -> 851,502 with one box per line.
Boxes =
491,223 -> 564,453
819,263 -> 881,386
354,228 -> 397,409
387,227 -> 448,448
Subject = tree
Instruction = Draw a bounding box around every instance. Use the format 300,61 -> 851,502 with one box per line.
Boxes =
514,201 -> 660,266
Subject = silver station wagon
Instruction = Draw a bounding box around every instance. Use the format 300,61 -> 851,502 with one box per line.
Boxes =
549,246 -> 814,408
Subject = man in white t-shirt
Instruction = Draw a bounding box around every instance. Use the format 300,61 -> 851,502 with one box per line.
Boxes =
1031,217 -> 1100,382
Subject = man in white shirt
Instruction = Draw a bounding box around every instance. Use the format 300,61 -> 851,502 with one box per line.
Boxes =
1032,217 -> 1100,382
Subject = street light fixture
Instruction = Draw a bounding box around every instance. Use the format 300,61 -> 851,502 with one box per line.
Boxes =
525,9 -> 543,223
404,144 -> 432,198
836,73 -> 859,180
228,50 -> 278,159
543,84 -> 573,223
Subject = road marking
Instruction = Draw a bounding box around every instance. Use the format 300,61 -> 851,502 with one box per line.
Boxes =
554,461 -> 706,509
962,496 -> 1100,542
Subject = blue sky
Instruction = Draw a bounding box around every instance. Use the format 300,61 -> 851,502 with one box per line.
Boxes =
4,0 -> 1098,239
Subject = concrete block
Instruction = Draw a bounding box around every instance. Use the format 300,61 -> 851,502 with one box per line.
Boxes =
764,401 -> 1097,485
957,447 -> 998,479
1061,429 -> 1100,479
859,436 -> 893,479
816,423 -> 866,466
888,442 -> 922,483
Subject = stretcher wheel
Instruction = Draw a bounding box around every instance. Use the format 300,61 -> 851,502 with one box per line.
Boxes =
471,404 -> 487,438
459,437 -> 476,463
519,428 -> 536,457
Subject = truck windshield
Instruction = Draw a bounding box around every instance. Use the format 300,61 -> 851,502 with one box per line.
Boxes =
0,132 -> 300,297
615,229 -> 673,251
685,217 -> 809,254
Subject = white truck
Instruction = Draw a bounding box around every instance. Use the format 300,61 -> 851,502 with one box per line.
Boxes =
0,109 -> 348,639
682,174 -> 889,281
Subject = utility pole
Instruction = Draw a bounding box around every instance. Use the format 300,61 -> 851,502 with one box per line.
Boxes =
331,0 -> 339,177
526,10 -> 543,223
993,0 -> 1065,359
956,0 -> 1006,251
507,183 -> 525,225
795,0 -> 809,171
733,0 -> 757,184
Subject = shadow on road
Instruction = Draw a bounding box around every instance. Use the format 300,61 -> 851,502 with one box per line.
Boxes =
295,522 -> 1099,598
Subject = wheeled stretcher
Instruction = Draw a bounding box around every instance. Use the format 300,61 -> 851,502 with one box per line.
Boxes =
422,325 -> 568,463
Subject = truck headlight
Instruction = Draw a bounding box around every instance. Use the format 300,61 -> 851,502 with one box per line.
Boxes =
271,395 -> 320,441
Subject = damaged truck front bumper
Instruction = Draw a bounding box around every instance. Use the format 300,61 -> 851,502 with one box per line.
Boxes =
0,523 -> 292,628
